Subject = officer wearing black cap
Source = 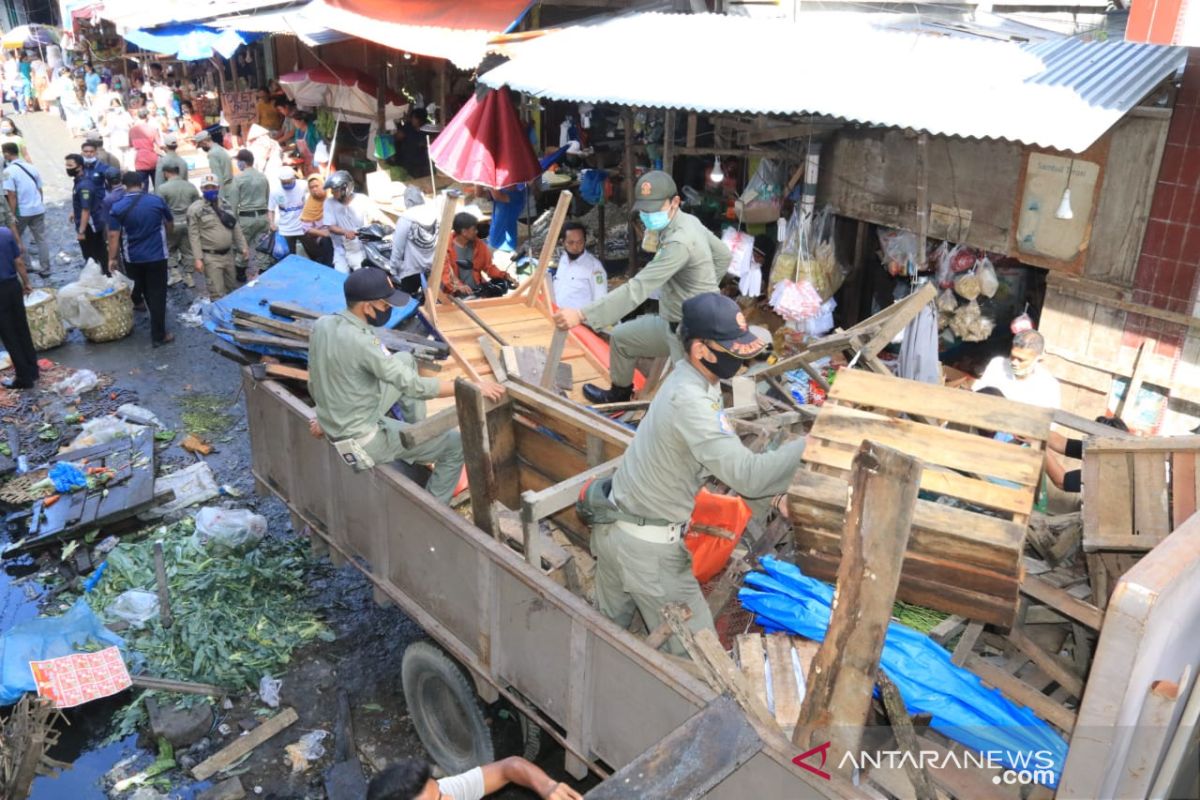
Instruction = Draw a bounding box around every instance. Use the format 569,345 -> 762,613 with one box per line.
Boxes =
583,293 -> 804,656
552,170 -> 731,404
308,267 -> 506,503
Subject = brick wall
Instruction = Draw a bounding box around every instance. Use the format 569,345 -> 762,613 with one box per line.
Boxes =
1129,48 -> 1200,358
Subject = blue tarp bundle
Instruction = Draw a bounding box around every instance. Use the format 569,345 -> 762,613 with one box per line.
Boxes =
123,24 -> 260,61
204,255 -> 422,361
739,556 -> 1068,786
0,599 -> 125,704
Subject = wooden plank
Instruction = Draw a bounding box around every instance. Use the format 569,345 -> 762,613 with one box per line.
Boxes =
810,404 -> 1045,485
765,634 -> 801,733
878,671 -> 937,800
1172,452 -> 1197,527
398,406 -> 460,450
1086,435 -> 1200,454
965,655 -> 1076,732
1116,340 -> 1152,422
514,420 -> 588,484
737,634 -> 768,711
455,379 -> 499,537
1021,574 -> 1104,630
1007,625 -> 1085,698
952,622 -> 984,666
1094,452 -> 1134,542
789,469 -> 1025,573
794,442 -> 923,760
505,380 -> 633,450
542,328 -> 569,390
426,195 -> 459,310
1081,534 -> 1162,553
525,191 -> 572,306
1133,451 -> 1171,542
804,437 -> 1035,517
827,369 -> 1054,441
192,707 -> 298,780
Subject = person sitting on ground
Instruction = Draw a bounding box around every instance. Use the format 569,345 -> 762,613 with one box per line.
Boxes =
553,220 -> 608,310
366,756 -> 582,800
442,212 -> 513,298
1045,417 -> 1131,492
307,267 -> 505,503
971,329 -> 1061,410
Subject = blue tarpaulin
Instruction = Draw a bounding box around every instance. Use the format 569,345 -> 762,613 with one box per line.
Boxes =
0,599 -> 125,704
205,255 -> 425,360
739,557 -> 1068,787
123,24 -> 261,61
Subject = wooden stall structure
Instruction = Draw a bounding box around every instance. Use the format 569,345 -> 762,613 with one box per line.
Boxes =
788,369 -> 1052,627
1082,435 -> 1200,606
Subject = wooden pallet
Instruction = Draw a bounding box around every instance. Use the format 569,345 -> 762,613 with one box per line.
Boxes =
789,369 -> 1054,627
1082,435 -> 1200,607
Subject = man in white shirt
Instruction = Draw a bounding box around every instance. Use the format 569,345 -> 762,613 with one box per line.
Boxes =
366,756 -> 581,800
972,329 -> 1061,410
1,142 -> 49,275
322,170 -> 385,273
553,221 -> 607,311
268,167 -> 308,259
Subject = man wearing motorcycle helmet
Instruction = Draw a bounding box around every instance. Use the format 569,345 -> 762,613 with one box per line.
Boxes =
322,170 -> 387,273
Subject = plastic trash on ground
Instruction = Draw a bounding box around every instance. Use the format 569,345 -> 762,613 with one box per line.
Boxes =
56,259 -> 133,329
259,674 -> 282,708
194,506 -> 268,555
49,461 -> 89,492
116,404 -> 163,428
0,598 -> 125,704
108,589 -> 160,629
144,463 -> 220,518
178,299 -> 211,327
285,729 -> 329,772
52,368 -> 99,397
67,415 -> 143,450
739,556 -> 1068,787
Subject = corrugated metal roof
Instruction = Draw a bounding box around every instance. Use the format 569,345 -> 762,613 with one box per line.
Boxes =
479,12 -> 1185,153
100,0 -> 298,31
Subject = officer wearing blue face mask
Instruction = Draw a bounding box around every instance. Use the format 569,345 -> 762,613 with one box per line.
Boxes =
552,170 -> 730,403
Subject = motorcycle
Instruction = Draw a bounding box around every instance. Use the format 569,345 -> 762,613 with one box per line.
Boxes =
357,223 -> 395,271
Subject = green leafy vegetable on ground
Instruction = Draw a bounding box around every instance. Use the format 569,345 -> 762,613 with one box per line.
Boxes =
892,600 -> 949,635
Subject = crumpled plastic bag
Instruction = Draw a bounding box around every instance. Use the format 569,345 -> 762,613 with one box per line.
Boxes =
178,299 -> 211,327
936,288 -> 958,313
194,506 -> 268,555
259,674 -> 282,708
56,259 -> 133,329
108,589 -> 160,629
49,462 -> 88,493
116,403 -> 163,428
52,368 -> 99,397
285,729 -> 329,772
978,256 -> 999,298
770,279 -> 824,322
67,416 -> 143,451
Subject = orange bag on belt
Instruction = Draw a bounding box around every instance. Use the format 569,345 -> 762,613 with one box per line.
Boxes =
685,488 -> 753,583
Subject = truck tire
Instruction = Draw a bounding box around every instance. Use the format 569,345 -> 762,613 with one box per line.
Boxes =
401,641 -> 496,775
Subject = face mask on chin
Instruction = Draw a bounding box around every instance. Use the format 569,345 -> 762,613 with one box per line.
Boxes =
82,156 -> 96,164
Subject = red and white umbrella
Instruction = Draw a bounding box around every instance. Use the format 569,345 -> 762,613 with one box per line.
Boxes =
278,66 -> 406,120
428,87 -> 541,190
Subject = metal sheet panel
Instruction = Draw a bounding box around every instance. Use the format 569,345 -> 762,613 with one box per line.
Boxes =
480,12 -> 1186,153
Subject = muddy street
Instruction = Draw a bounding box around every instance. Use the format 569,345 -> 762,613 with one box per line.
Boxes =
2,110 -> 552,799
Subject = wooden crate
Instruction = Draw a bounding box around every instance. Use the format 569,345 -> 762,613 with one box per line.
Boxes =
790,369 -> 1055,627
735,632 -> 819,739
1082,435 -> 1200,606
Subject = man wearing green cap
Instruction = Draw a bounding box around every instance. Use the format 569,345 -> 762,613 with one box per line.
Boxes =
553,170 -> 730,404
578,293 -> 804,657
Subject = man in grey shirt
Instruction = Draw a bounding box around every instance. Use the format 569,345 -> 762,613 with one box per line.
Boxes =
366,756 -> 580,800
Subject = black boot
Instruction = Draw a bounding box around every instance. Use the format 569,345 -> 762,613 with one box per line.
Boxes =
236,267 -> 248,283
583,383 -> 633,404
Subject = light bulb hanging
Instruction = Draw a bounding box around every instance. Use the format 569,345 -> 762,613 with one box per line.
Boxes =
1055,158 -> 1075,220
709,156 -> 724,184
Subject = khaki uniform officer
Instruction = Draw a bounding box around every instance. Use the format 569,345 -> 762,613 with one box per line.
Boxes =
229,148 -> 270,281
586,293 -> 804,657
554,170 -> 730,404
187,174 -> 249,300
308,268 -> 506,503
156,162 -> 200,287
193,129 -> 233,202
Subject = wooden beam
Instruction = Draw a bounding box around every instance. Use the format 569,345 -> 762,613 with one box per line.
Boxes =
793,441 -> 924,762
685,113 -> 697,148
915,132 -> 929,264
455,379 -> 500,537
426,195 -> 460,313
1021,574 -> 1104,630
192,708 -> 298,780
662,109 -> 676,170
541,328 -> 568,390
1007,625 -> 1085,699
1116,340 -> 1151,423
964,656 -> 1076,732
398,406 -> 460,450
623,107 -> 636,275
450,295 -> 510,346
878,671 -> 937,800
525,190 -> 573,306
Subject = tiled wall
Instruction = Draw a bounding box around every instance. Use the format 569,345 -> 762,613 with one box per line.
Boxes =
1129,48 -> 1200,358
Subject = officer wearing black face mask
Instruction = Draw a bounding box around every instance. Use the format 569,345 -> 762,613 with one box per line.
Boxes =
307,267 -> 506,503
582,292 -> 805,657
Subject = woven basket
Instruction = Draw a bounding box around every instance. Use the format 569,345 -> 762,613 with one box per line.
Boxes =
25,288 -> 66,351
81,287 -> 134,343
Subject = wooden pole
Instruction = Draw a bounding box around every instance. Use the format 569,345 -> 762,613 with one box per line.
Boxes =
542,328 -> 568,390
455,378 -> 499,537
425,194 -> 460,320
622,107 -> 636,276
878,671 -> 937,800
793,441 -> 924,766
915,132 -> 929,271
524,190 -> 572,306
153,540 -> 173,629
662,109 -> 676,174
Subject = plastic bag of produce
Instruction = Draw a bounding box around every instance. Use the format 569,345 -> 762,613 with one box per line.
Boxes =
879,228 -> 919,277
194,506 -> 267,555
56,260 -> 133,329
954,271 -> 982,301
936,288 -> 958,313
977,256 -> 999,298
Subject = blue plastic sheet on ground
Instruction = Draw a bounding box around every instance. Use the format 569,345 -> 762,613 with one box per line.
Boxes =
204,255 -> 427,361
739,556 -> 1068,787
0,598 -> 125,704
49,461 -> 88,493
